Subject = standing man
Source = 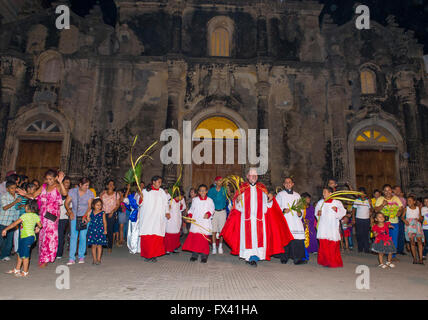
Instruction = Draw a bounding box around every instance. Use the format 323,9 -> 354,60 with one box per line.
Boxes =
0,181 -> 21,261
221,168 -> 293,267
207,176 -> 228,254
275,177 -> 307,264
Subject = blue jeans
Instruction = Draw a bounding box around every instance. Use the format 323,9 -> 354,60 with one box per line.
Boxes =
389,222 -> 399,258
397,219 -> 405,253
0,225 -> 14,259
69,218 -> 88,261
348,227 -> 354,248
123,211 -> 130,240
423,230 -> 428,256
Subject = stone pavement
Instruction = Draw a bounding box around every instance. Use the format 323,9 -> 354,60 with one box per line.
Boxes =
0,241 -> 427,300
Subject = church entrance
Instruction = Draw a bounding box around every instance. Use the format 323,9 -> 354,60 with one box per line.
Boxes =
353,128 -> 398,196
14,119 -> 63,182
16,140 -> 62,182
191,116 -> 243,188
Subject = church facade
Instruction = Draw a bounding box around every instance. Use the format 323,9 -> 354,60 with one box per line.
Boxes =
0,0 -> 427,196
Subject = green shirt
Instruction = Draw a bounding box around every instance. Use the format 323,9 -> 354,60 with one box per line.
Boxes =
20,212 -> 40,238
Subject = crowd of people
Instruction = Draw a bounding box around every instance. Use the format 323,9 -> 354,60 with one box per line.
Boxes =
0,167 -> 427,277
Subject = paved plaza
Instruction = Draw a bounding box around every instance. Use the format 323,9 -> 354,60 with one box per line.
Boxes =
1,240 -> 427,300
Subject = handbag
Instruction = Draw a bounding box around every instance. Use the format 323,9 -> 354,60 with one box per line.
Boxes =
76,215 -> 87,231
44,211 -> 58,222
75,190 -> 87,231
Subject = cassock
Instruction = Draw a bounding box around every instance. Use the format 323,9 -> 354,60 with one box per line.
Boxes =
315,199 -> 346,267
139,186 -> 169,258
276,190 -> 306,263
182,195 -> 214,255
125,193 -> 143,254
164,197 -> 186,252
221,182 -> 294,261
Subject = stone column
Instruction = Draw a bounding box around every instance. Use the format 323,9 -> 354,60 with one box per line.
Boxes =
328,84 -> 350,186
395,68 -> 423,192
171,11 -> 182,53
257,15 -> 268,56
163,59 -> 186,186
256,63 -> 271,188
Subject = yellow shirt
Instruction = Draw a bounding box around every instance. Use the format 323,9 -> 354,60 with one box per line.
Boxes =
375,196 -> 403,224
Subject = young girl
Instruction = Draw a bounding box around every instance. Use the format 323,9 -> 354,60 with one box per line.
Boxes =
402,196 -> 424,264
165,189 -> 186,254
86,198 -> 108,265
2,200 -> 42,277
422,197 -> 428,259
182,184 -> 214,263
371,212 -> 396,268
340,215 -> 351,252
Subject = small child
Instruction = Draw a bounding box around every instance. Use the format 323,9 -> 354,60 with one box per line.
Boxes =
371,212 -> 396,268
182,184 -> 214,263
165,190 -> 186,254
86,199 -> 107,265
402,195 -> 424,265
2,199 -> 42,277
340,216 -> 351,252
422,197 -> 428,259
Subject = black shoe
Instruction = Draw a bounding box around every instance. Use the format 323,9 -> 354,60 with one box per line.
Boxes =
280,259 -> 288,264
165,252 -> 170,255
246,261 -> 257,267
294,259 -> 308,265
190,257 -> 197,262
151,258 -> 157,262
201,258 -> 207,263
144,258 -> 151,262
172,250 -> 179,254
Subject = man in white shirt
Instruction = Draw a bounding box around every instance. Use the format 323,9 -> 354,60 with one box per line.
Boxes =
275,177 -> 307,265
351,187 -> 373,254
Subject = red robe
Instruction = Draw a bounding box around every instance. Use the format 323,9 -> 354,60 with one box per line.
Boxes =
220,182 -> 294,260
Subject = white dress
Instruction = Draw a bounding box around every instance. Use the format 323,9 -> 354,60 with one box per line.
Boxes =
275,190 -> 305,240
126,193 -> 142,254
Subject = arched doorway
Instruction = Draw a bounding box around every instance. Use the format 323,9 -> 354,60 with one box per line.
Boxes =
15,119 -> 63,182
348,120 -> 404,196
1,107 -> 71,182
191,116 -> 244,188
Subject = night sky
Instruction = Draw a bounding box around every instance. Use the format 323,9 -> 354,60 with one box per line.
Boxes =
45,0 -> 428,54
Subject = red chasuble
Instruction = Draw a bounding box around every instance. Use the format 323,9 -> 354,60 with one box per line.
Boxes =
221,182 -> 294,260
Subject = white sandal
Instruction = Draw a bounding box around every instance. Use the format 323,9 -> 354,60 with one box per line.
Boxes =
385,261 -> 395,268
378,263 -> 388,269
15,271 -> 29,277
5,268 -> 20,275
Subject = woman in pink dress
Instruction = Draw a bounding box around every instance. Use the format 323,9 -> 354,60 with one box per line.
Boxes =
17,169 -> 67,267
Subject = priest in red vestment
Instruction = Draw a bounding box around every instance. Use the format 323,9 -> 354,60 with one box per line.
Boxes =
221,168 -> 294,267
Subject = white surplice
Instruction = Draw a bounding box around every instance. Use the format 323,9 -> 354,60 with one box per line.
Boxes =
188,196 -> 214,236
275,190 -> 305,240
315,199 -> 346,242
235,185 -> 272,261
138,188 -> 169,237
166,198 -> 186,234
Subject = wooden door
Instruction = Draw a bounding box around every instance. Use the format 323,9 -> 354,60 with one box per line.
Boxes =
355,149 -> 396,196
191,139 -> 243,188
15,140 -> 62,182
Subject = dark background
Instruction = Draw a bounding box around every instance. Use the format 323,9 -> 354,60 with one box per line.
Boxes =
41,0 -> 428,53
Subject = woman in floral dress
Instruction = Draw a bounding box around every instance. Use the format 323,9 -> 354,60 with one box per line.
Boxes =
17,170 -> 67,267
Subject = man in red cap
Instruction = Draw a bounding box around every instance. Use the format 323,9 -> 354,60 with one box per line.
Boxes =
207,176 -> 228,254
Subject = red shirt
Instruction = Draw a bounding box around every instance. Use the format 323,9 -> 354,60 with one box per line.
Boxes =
372,222 -> 392,245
